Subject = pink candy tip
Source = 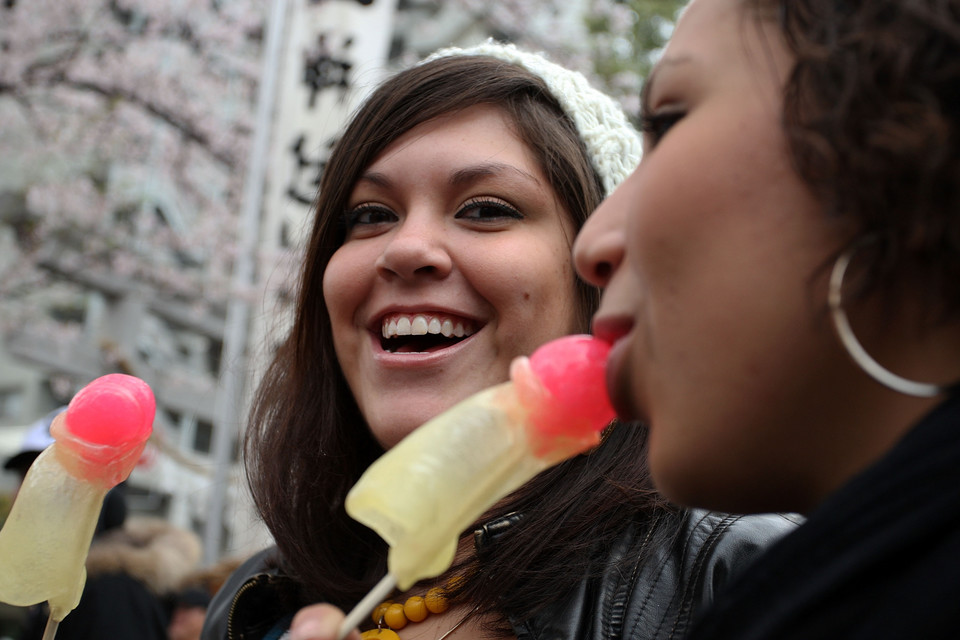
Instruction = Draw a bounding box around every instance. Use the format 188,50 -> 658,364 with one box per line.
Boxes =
528,334 -> 615,437
65,374 -> 156,447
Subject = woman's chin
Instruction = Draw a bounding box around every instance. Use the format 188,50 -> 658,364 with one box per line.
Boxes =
367,412 -> 436,450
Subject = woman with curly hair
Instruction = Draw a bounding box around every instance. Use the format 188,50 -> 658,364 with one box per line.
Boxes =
575,0 -> 960,637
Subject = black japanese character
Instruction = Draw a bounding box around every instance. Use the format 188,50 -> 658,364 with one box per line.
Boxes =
302,34 -> 353,108
287,133 -> 338,205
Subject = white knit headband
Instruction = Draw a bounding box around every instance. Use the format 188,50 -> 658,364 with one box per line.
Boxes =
423,40 -> 642,196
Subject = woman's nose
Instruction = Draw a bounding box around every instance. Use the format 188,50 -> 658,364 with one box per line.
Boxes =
375,215 -> 453,281
574,197 -> 625,289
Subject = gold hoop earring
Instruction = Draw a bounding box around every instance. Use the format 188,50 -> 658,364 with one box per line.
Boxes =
828,246 -> 945,398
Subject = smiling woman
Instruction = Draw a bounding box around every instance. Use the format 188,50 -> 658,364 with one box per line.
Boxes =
201,40 -> 796,640
324,103 -> 581,449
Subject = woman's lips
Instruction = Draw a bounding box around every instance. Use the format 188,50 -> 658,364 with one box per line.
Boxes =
604,335 -> 640,421
591,315 -> 641,422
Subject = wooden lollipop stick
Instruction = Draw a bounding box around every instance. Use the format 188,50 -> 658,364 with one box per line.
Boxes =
41,613 -> 59,640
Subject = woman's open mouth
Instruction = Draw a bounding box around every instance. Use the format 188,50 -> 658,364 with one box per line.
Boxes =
380,313 -> 478,353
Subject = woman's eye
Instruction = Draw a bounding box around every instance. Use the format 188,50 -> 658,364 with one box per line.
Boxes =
455,198 -> 523,224
640,110 -> 685,148
341,204 -> 397,234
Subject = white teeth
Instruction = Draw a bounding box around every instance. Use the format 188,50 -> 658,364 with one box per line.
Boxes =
381,314 -> 476,339
411,315 -> 428,335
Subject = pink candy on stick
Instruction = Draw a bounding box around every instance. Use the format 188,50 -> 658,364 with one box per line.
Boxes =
339,335 -> 613,637
520,333 -> 615,451
0,374 -> 155,636
52,373 -> 155,487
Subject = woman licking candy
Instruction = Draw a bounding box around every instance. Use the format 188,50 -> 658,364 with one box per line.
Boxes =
574,0 -> 960,637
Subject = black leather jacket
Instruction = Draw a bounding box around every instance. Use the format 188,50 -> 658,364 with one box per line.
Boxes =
202,509 -> 798,640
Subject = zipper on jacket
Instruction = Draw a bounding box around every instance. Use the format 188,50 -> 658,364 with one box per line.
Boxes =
227,573 -> 272,640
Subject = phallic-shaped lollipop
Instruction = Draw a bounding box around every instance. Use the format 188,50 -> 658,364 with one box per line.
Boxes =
339,335 -> 614,637
0,374 -> 155,636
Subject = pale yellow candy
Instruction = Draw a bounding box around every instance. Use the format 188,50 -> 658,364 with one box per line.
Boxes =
0,446 -> 106,621
346,375 -> 552,591
0,375 -> 154,626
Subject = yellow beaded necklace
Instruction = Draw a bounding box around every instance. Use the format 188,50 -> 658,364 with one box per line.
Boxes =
362,581 -> 471,640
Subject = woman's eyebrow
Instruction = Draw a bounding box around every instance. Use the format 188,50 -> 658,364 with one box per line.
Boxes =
356,171 -> 392,188
449,162 -> 540,187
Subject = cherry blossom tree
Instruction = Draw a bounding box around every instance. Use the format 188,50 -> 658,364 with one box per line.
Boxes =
446,0 -> 685,119
0,0 -> 266,336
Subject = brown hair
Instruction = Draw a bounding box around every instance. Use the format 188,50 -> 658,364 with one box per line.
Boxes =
752,0 -> 960,320
243,54 -> 667,622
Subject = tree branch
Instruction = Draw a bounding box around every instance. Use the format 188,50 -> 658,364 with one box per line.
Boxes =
63,76 -> 238,169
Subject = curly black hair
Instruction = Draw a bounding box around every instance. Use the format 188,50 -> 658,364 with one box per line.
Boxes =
754,0 -> 960,323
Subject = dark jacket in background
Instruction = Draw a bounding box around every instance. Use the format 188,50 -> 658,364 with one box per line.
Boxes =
688,392 -> 960,640
202,509 -> 798,640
